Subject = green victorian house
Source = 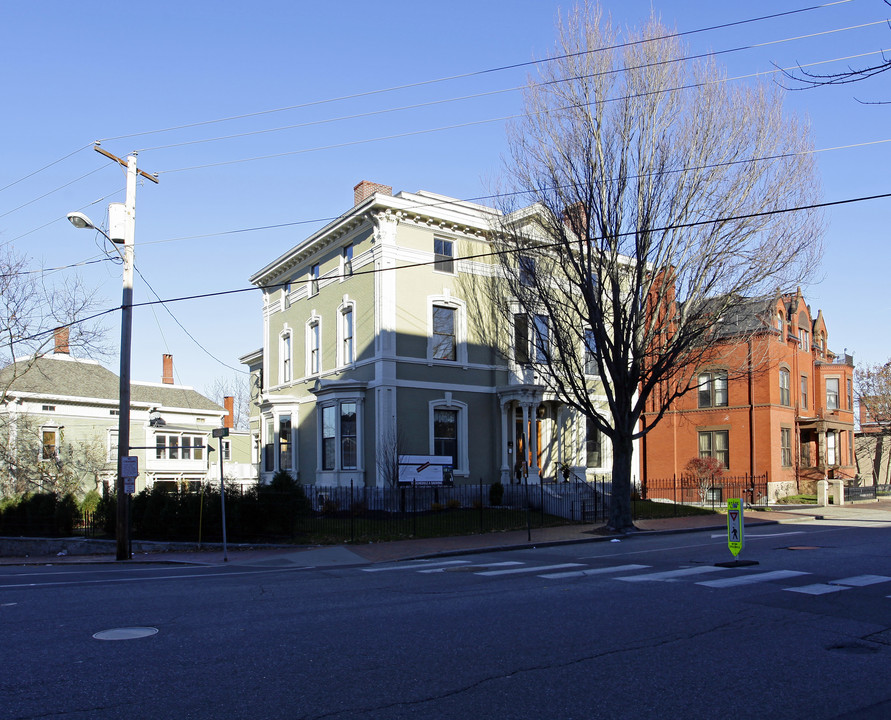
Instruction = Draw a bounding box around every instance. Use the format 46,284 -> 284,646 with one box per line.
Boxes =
244,181 -> 617,489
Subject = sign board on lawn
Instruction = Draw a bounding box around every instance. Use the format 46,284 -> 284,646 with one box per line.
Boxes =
398,455 -> 454,485
727,498 -> 744,557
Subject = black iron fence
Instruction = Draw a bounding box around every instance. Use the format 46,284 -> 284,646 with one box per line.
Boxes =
642,473 -> 769,509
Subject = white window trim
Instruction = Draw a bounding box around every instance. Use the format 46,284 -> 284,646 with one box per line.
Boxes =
107,429 -> 119,462
427,294 -> 467,365
428,397 -> 468,475
433,237 -> 456,275
337,299 -> 357,368
40,425 -> 60,462
306,315 -> 322,377
340,244 -> 353,281
316,397 -> 364,474
279,327 -> 293,385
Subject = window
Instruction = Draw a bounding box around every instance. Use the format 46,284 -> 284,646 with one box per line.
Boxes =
181,436 -> 192,460
41,428 -> 58,461
848,430 -> 854,465
178,436 -> 205,461
586,417 -> 602,467
584,329 -> 598,375
308,321 -> 321,375
341,403 -> 357,470
264,418 -> 274,472
779,368 -> 791,406
341,306 -> 354,365
154,434 -> 201,461
168,436 -> 179,460
826,378 -> 839,410
279,414 -> 292,470
800,376 -> 808,410
433,409 -> 458,468
826,430 -> 837,465
280,332 -> 292,384
107,430 -> 118,462
847,378 -> 853,411
698,370 -> 728,408
432,305 -> 456,361
321,406 -> 336,471
342,245 -> 353,277
319,400 -> 362,472
514,313 -> 530,364
776,312 -> 784,333
798,313 -> 809,349
781,427 -> 792,467
434,238 -> 454,273
222,439 -> 231,461
42,405 -> 55,412
282,281 -> 291,309
698,430 -> 729,468
519,255 -> 535,286
533,314 -> 549,364
310,263 -> 320,296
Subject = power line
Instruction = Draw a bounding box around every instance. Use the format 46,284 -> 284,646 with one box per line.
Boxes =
155,49 -> 889,175
134,136 -> 891,250
123,188 -> 891,310
0,143 -> 93,194
98,0 -> 854,145
0,165 -> 106,220
133,264 -> 248,375
7,189 -> 124,244
136,19 -> 889,154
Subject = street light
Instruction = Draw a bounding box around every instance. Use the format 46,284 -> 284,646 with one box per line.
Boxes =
68,203 -> 134,560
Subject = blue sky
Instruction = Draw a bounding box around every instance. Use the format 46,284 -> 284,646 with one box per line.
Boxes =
1,0 -> 888,391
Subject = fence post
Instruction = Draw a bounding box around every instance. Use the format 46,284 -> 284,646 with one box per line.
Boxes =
412,480 -> 417,537
350,479 -> 355,542
540,481 -> 544,527
673,474 -> 678,516
479,477 -> 484,534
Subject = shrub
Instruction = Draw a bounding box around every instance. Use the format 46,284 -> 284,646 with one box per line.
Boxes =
430,502 -> 445,512
446,499 -> 462,510
489,481 -> 504,506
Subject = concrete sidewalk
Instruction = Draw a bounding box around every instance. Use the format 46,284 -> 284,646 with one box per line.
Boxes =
3,500 -> 890,568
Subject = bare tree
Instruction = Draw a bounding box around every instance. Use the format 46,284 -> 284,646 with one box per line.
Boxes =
0,245 -> 108,400
205,374 -> 251,430
494,4 -> 823,531
376,423 -> 406,488
855,359 -> 891,485
780,1 -> 891,101
0,414 -> 109,498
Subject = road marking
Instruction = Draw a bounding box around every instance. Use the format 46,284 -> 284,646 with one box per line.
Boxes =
785,584 -> 851,595
476,563 -> 585,577
362,560 -> 471,573
829,575 -> 891,587
539,564 -> 651,579
616,566 -> 731,582
0,566 -> 315,589
697,570 -> 809,588
418,562 -> 524,573
709,531 -> 806,539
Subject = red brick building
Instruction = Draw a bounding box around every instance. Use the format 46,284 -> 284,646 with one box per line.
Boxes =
641,290 -> 855,502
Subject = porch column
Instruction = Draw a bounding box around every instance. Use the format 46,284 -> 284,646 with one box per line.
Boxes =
500,399 -> 511,484
530,402 -> 541,484
521,402 -> 531,483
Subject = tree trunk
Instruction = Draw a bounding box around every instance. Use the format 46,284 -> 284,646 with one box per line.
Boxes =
608,432 -> 636,532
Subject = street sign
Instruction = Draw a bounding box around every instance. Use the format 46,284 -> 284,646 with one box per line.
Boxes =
212,427 -> 229,439
121,456 -> 138,479
727,498 -> 744,557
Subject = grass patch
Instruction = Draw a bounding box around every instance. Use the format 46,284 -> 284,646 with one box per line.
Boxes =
632,500 -> 717,519
774,494 -> 817,504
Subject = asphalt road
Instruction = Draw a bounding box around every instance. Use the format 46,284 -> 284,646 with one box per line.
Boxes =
3,521 -> 891,720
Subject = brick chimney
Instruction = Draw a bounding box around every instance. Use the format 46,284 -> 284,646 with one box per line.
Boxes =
162,354 -> 174,384
53,327 -> 70,355
223,396 -> 234,429
354,180 -> 392,206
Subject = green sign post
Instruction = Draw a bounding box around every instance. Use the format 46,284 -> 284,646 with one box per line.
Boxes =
727,498 -> 744,557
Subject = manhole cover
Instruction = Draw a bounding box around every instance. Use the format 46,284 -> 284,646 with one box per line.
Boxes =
93,627 -> 158,641
786,546 -> 821,551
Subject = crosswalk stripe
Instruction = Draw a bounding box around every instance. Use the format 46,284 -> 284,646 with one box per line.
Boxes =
829,575 -> 891,587
362,560 -> 471,573
697,570 -> 809,588
418,561 -> 524,574
476,563 -> 585,577
785,584 -> 851,595
616,566 -> 731,582
539,564 -> 651,579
